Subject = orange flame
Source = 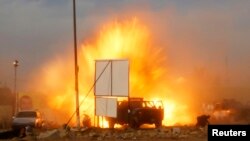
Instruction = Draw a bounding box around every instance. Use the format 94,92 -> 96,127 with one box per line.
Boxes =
99,117 -> 109,128
37,18 -> 196,127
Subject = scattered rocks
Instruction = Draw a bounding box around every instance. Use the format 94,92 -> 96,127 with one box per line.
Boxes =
0,125 -> 208,140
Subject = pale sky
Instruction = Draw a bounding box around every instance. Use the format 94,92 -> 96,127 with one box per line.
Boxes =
1,0 -> 250,90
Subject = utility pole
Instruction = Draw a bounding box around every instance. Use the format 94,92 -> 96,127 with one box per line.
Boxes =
73,0 -> 80,129
13,60 -> 19,115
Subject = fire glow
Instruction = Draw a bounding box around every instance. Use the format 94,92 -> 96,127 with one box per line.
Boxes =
40,18 -> 195,127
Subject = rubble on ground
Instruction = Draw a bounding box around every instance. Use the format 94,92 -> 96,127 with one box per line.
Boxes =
35,125 -> 207,141
0,125 -> 207,140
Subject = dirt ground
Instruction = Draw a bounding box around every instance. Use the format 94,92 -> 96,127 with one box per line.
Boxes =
0,126 -> 208,141
73,127 -> 207,141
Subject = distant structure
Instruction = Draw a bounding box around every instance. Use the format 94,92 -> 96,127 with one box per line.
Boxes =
0,86 -> 15,129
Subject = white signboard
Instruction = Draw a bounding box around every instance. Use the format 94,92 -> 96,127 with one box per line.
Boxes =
95,60 -> 129,97
95,61 -> 112,96
95,97 -> 117,118
112,60 -> 129,96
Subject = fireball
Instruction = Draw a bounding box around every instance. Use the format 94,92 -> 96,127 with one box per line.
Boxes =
37,18 -> 195,127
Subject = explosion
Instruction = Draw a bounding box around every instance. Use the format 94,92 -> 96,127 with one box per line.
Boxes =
36,18 -> 195,127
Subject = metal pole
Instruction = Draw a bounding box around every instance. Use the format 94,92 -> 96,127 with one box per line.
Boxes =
13,60 -> 18,115
73,0 -> 80,129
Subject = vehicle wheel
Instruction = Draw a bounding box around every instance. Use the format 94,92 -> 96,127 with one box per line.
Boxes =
130,118 -> 139,129
155,120 -> 162,128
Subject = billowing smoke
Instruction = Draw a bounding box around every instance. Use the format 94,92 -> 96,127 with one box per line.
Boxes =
203,98 -> 250,124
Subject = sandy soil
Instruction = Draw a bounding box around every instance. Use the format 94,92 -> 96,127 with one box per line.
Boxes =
0,126 -> 208,141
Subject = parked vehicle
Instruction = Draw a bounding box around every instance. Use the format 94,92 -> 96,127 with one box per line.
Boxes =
108,97 -> 164,128
11,110 -> 45,130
